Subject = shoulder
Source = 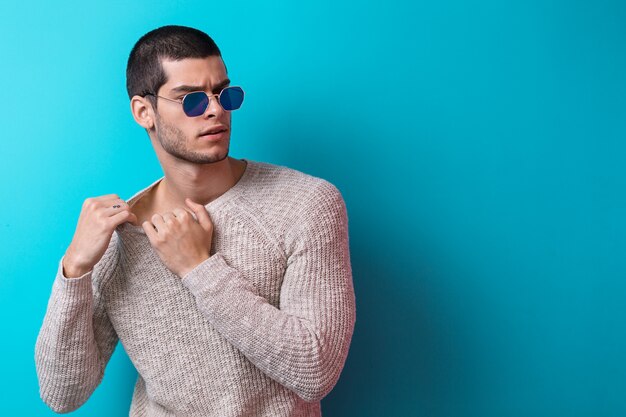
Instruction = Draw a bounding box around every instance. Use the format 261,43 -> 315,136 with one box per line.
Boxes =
244,159 -> 346,217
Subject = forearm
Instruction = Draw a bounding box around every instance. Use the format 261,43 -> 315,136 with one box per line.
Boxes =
35,257 -> 111,413
181,252 -> 356,402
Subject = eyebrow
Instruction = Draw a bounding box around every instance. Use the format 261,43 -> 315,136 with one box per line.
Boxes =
170,79 -> 231,95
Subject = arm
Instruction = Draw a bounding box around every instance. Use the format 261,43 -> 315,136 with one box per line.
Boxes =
181,181 -> 356,402
34,238 -> 120,413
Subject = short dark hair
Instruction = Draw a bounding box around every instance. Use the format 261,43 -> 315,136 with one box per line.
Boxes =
126,25 -> 226,110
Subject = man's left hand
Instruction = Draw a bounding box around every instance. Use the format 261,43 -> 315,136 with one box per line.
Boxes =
142,198 -> 214,278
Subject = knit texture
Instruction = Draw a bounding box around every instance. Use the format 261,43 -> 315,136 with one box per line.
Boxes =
34,158 -> 356,416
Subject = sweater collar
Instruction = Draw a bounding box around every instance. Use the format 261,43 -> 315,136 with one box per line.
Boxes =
116,158 -> 254,234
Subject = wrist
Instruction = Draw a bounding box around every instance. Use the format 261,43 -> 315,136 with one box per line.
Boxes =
62,253 -> 92,279
179,254 -> 211,279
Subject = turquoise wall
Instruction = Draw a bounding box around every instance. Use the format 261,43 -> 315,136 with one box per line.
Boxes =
1,0 -> 624,416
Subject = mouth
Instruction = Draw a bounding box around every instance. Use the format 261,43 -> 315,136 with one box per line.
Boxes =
198,127 -> 228,141
199,126 -> 228,136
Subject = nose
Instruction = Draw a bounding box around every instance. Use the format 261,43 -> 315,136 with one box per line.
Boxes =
203,93 -> 224,118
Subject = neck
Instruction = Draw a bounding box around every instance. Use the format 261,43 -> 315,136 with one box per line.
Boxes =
155,156 -> 246,211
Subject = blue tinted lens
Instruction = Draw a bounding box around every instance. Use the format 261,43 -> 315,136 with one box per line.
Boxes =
183,92 -> 209,117
219,87 -> 244,111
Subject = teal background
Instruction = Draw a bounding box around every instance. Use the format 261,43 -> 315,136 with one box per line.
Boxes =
0,0 -> 624,416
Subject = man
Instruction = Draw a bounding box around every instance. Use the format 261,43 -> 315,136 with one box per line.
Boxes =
34,25 -> 356,416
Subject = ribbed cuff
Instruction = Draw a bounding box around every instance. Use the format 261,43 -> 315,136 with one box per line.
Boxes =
180,252 -> 259,319
181,252 -> 253,293
55,256 -> 93,300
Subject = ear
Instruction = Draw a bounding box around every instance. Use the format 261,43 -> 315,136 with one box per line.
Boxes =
130,95 -> 155,130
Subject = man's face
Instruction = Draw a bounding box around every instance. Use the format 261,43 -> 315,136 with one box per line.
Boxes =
151,56 -> 232,164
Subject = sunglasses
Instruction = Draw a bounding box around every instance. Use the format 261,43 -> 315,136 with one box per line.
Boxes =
145,86 -> 245,117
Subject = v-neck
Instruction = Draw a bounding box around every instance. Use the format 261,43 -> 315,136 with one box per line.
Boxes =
116,158 -> 254,234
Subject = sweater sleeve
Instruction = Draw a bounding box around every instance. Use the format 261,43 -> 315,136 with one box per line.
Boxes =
180,181 -> 356,402
34,236 -> 120,414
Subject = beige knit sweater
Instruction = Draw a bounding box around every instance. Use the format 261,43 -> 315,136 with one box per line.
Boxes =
34,158 -> 356,416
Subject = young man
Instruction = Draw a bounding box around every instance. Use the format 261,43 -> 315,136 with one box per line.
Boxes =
35,25 -> 356,416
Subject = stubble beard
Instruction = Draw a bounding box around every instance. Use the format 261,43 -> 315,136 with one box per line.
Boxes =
154,113 -> 229,165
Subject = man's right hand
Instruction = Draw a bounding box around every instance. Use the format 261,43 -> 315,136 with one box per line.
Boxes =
62,194 -> 139,278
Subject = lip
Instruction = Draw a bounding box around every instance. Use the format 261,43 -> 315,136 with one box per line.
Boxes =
198,130 -> 228,141
199,125 -> 228,135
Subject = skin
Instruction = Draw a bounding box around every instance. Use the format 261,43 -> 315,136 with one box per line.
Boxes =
63,55 -> 245,279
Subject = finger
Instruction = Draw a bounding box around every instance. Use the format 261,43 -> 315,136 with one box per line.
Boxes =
173,208 -> 197,222
142,220 -> 158,242
151,213 -> 167,233
102,199 -> 129,216
128,212 -> 139,226
109,209 -> 138,227
185,198 -> 212,231
84,195 -> 122,212
162,212 -> 178,226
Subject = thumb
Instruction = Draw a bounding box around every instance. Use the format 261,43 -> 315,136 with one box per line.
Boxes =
185,198 -> 212,230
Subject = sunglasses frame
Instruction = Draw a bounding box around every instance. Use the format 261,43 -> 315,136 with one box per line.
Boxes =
144,85 -> 245,117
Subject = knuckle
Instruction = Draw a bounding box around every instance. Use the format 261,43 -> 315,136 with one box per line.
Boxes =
94,210 -> 105,222
83,198 -> 94,209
